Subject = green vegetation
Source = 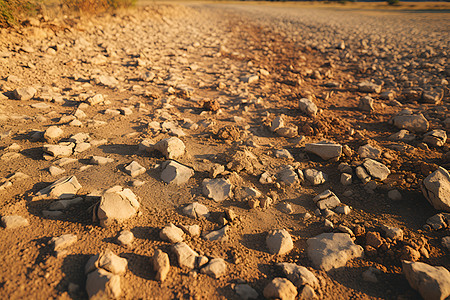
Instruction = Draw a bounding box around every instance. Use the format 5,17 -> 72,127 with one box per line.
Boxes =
0,0 -> 42,27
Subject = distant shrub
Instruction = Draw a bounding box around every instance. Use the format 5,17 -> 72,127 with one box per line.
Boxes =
387,0 -> 400,5
0,0 -> 41,27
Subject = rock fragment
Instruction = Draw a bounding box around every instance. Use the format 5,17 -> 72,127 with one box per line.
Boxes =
313,190 -> 341,210
278,263 -> 319,289
358,81 -> 381,93
266,229 -> 294,255
201,258 -> 227,279
160,223 -> 184,243
182,202 -> 210,219
307,233 -> 364,271
153,249 -> 170,282
358,96 -> 374,111
44,126 -> 64,141
43,143 -> 74,159
12,86 -> 37,100
35,176 -> 81,200
1,215 -> 29,229
421,167 -> 450,212
402,260 -> 450,300
391,112 -> 429,133
204,226 -> 228,242
90,156 -> 114,165
304,169 -> 327,185
362,159 -> 390,181
263,277 -> 297,300
358,144 -> 381,160
305,141 -> 342,160
124,161 -> 146,177
172,242 -> 198,269
423,130 -> 447,147
117,230 -> 134,247
202,178 -> 232,202
153,137 -> 186,159
235,284 -> 258,300
96,186 -> 140,226
298,98 -> 318,117
277,166 -> 299,185
160,160 -> 194,185
51,234 -> 77,251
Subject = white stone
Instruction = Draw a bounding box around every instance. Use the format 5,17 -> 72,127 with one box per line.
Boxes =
278,262 -> 319,289
49,165 -> 65,176
305,141 -> 342,160
35,176 -> 81,200
153,249 -> 170,282
363,159 -> 390,181
266,229 -> 294,255
44,126 -> 64,140
160,223 -> 184,243
201,258 -> 227,279
307,233 -> 364,271
304,169 -> 327,185
90,156 -> 114,165
52,234 -> 77,251
182,202 -> 210,219
180,224 -> 201,237
153,137 -> 186,159
13,86 -> 37,100
87,94 -> 105,105
298,98 -> 318,117
97,186 -> 140,227
263,277 -> 297,300
313,190 -> 341,210
172,242 -> 198,269
402,260 -> 450,300
202,178 -> 232,202
422,167 -> 450,212
160,161 -> 194,185
117,230 -> 134,247
358,144 -> 381,160
43,143 -> 74,158
124,161 -> 146,177
1,215 -> 29,229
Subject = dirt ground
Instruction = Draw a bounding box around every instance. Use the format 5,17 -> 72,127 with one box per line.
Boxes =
0,2 -> 449,299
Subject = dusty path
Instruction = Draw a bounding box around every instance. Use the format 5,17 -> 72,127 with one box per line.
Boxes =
0,2 -> 449,299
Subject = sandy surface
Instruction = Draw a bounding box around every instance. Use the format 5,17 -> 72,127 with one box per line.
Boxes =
0,2 -> 449,299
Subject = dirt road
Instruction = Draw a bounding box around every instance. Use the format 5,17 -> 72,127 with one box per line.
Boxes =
0,2 -> 449,299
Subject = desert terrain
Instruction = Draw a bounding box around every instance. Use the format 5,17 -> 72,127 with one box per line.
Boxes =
0,1 -> 449,299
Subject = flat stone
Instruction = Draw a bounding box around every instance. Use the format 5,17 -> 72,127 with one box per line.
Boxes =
307,233 -> 364,271
52,234 -> 77,251
358,144 -> 381,160
12,86 -> 37,100
153,249 -> 170,282
182,202 -> 210,219
235,284 -> 258,300
266,229 -> 294,255
304,169 -> 327,185
1,215 -> 29,229
305,141 -> 342,160
278,262 -> 319,289
180,224 -> 201,237
117,230 -> 134,247
201,258 -> 227,279
402,260 -> 450,300
313,190 -> 341,210
421,167 -> 450,212
204,226 -> 228,242
43,143 -> 74,158
202,178 -> 232,202
87,94 -> 105,105
391,113 -> 429,133
172,242 -> 198,269
90,156 -> 114,165
49,165 -> 65,176
124,161 -> 146,177
153,137 -> 186,159
363,159 -> 390,181
160,160 -> 194,185
35,176 -> 81,200
74,142 -> 90,153
263,277 -> 297,300
298,98 -> 318,117
96,186 -> 140,227
160,223 -> 184,243
381,224 -> 404,240
85,249 -> 128,276
86,269 -> 121,299
276,126 -> 298,138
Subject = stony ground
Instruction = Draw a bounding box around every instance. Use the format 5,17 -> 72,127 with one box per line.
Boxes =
0,2 -> 449,299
